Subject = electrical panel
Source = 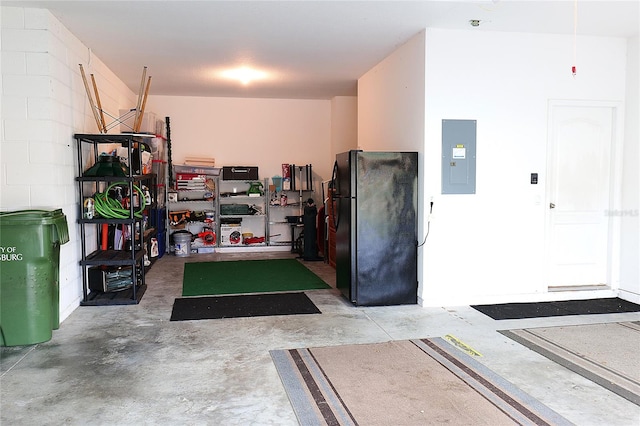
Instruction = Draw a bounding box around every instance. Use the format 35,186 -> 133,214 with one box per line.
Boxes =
441,119 -> 476,194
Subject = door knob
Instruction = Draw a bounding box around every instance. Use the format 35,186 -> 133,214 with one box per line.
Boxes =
550,203 -> 556,209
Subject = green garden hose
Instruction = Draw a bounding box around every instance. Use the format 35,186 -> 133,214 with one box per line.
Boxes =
93,182 -> 146,219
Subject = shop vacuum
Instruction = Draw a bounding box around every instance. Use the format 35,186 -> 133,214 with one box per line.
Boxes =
302,198 -> 323,261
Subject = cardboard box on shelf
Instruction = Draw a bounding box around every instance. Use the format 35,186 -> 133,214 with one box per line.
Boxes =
220,224 -> 242,246
185,157 -> 215,167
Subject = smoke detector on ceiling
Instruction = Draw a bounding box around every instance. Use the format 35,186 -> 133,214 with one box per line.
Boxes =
469,20 -> 481,27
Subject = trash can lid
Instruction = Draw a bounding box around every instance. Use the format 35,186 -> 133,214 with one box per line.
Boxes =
0,209 -> 69,244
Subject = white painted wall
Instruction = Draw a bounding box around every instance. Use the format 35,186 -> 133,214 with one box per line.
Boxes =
619,34 -> 640,302
422,29 -> 628,306
330,96 -> 357,160
358,31 -> 425,154
1,6 -> 136,321
357,30 -> 426,301
147,96 -> 332,199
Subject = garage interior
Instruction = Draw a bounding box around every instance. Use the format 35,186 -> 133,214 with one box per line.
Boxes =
1,1 -> 639,424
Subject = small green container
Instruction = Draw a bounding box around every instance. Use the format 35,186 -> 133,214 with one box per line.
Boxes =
0,209 -> 69,346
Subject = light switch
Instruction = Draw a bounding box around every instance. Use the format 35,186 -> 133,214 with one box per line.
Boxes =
531,173 -> 538,184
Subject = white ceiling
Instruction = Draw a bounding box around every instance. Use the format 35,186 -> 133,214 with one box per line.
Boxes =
7,1 -> 639,99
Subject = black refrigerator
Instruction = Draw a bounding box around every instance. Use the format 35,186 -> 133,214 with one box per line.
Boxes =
331,150 -> 418,306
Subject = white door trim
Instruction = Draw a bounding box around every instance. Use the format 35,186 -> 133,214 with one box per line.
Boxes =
545,99 -> 625,290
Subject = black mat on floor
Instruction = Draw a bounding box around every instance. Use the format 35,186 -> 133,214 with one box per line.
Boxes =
170,292 -> 321,321
471,297 -> 640,320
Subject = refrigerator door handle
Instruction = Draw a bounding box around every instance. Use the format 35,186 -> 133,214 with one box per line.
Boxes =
331,160 -> 341,230
331,160 -> 339,196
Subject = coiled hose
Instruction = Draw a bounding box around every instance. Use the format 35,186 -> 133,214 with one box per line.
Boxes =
93,182 -> 146,219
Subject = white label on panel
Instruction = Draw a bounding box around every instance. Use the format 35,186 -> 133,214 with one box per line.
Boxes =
452,147 -> 466,159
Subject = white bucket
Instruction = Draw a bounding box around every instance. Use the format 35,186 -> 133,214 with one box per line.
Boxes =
174,232 -> 192,257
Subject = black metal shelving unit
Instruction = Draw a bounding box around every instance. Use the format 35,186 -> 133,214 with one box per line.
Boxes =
75,133 -> 158,305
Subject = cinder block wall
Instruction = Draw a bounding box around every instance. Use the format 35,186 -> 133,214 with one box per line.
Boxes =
1,6 -> 135,320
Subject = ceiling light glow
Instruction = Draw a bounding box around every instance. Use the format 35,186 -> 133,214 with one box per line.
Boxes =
220,66 -> 268,85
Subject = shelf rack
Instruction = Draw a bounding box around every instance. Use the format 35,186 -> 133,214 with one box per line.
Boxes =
75,133 -> 158,305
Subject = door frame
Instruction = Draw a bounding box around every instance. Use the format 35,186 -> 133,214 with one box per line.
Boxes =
544,99 -> 625,290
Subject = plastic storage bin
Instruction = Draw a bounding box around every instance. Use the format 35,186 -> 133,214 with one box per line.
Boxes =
0,209 -> 69,346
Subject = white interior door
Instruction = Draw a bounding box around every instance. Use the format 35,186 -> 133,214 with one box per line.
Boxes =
546,103 -> 615,287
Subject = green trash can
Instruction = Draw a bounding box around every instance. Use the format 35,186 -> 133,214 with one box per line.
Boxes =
0,209 -> 69,346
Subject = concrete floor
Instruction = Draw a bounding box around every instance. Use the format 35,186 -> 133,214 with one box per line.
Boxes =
2,251 -> 639,425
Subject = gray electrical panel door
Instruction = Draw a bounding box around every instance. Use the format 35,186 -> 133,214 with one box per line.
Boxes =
442,119 -> 476,194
